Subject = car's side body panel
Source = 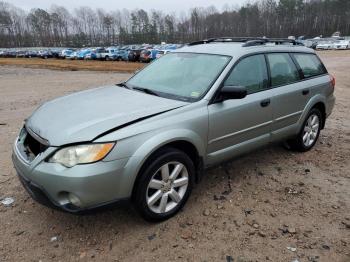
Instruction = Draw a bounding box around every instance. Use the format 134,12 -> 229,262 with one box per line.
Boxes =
206,90 -> 273,165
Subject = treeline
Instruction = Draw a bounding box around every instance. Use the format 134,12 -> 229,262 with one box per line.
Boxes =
0,0 -> 349,48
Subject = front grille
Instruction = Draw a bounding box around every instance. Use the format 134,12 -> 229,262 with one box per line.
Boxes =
23,130 -> 48,158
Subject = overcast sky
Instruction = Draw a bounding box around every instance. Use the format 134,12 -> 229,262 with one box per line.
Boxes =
8,0 -> 248,13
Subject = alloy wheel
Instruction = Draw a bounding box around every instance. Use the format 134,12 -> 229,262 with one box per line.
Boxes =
146,161 -> 189,214
302,113 -> 320,147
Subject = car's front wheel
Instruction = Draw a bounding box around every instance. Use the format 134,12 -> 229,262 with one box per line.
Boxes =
287,108 -> 322,152
133,147 -> 194,222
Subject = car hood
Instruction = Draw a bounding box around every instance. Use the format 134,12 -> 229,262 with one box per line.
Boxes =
26,86 -> 188,146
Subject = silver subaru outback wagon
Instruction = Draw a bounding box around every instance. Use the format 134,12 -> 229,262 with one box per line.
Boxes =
12,38 -> 335,221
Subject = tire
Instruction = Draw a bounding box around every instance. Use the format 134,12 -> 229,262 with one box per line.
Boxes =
287,108 -> 323,152
133,147 -> 195,222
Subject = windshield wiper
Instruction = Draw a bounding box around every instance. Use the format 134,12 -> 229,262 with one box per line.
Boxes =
116,82 -> 131,89
117,83 -> 159,97
132,87 -> 160,97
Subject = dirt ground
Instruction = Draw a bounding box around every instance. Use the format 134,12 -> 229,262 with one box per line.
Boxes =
0,58 -> 144,73
0,51 -> 349,262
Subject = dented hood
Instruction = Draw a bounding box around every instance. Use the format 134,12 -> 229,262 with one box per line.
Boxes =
26,86 -> 188,146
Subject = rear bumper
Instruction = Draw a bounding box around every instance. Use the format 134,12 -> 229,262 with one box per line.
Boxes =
326,94 -> 336,118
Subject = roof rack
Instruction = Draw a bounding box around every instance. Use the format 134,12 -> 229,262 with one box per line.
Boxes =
188,37 -> 304,47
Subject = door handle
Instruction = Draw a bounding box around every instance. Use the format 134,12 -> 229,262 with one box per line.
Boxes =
260,99 -> 270,107
302,89 -> 310,95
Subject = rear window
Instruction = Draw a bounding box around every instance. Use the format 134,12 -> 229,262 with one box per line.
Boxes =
267,53 -> 300,87
292,53 -> 326,78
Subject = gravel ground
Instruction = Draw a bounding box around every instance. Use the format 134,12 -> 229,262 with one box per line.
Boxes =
0,51 -> 349,262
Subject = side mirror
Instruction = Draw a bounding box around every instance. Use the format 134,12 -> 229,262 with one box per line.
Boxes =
216,85 -> 247,102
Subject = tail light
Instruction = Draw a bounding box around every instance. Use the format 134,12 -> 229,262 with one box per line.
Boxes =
330,74 -> 335,88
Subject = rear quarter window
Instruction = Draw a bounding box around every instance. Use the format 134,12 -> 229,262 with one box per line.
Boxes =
292,53 -> 327,78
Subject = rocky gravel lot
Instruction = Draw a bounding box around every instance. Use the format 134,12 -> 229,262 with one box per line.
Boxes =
0,51 -> 349,261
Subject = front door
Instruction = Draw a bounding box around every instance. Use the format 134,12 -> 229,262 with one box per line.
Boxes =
207,54 -> 273,165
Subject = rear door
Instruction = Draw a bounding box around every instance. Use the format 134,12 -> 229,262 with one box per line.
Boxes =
266,53 -> 308,140
207,54 -> 273,165
268,52 -> 329,141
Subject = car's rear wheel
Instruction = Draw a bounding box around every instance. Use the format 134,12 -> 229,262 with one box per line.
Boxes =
287,108 -> 322,152
133,147 -> 194,222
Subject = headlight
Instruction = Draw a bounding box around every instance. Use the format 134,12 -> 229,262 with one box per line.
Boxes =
49,143 -> 115,167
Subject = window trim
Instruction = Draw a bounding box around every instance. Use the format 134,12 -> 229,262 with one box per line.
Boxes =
209,52 -> 270,104
222,53 -> 269,95
289,53 -> 305,80
210,51 -> 328,104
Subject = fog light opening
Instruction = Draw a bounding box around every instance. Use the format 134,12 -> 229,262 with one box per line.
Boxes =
68,193 -> 82,207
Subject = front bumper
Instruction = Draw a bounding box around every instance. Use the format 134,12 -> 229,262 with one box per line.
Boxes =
12,139 -> 135,213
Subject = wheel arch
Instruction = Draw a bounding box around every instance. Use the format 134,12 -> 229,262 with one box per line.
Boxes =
130,132 -> 205,199
298,95 -> 327,133
312,102 -> 326,129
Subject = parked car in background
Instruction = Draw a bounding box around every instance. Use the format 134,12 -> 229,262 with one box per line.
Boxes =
156,50 -> 170,59
76,49 -> 91,60
139,49 -> 153,63
16,51 -> 26,58
66,51 -> 78,60
95,48 -> 118,60
128,49 -> 142,62
84,50 -> 97,60
298,40 -> 313,48
310,40 -> 319,50
51,50 -> 61,59
332,40 -> 349,50
59,49 -> 75,59
316,41 -> 333,50
38,50 -> 53,59
25,50 -> 38,58
115,50 -> 129,61
1,50 -> 16,58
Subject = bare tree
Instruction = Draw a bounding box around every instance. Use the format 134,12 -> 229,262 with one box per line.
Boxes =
0,0 -> 349,48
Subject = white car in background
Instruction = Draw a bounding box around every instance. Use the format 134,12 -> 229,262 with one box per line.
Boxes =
332,40 -> 349,50
156,50 -> 171,59
66,51 -> 77,60
97,48 -> 118,60
316,41 -> 333,50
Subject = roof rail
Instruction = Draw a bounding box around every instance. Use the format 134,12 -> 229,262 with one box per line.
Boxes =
188,37 -> 266,46
188,37 -> 304,47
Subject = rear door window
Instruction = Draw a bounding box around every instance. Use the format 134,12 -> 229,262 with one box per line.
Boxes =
292,53 -> 326,78
224,54 -> 268,94
267,53 -> 300,87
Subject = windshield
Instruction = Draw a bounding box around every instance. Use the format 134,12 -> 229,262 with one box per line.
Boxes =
127,53 -> 231,101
